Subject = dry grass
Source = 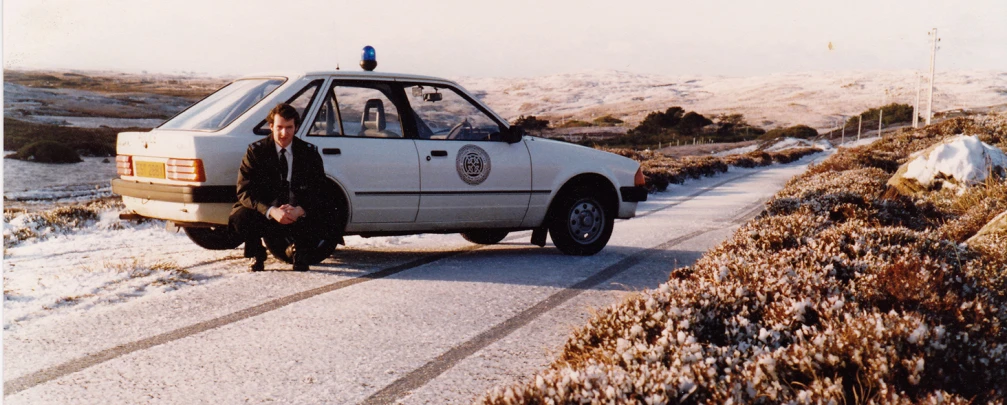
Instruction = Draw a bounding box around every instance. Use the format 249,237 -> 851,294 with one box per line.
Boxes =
604,147 -> 822,192
3,199 -> 123,248
5,69 -> 226,100
481,113 -> 1007,404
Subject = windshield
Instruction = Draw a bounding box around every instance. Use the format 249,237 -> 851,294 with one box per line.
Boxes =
160,78 -> 284,131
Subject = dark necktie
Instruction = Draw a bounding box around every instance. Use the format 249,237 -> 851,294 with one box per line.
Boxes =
279,148 -> 290,204
279,148 -> 289,181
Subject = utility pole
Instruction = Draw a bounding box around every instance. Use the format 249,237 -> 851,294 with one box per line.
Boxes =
841,116 -> 846,145
913,74 -> 921,128
926,28 -> 940,125
857,115 -> 862,141
879,108 -> 883,137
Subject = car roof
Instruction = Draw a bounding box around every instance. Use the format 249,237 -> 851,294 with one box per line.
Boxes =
237,70 -> 460,86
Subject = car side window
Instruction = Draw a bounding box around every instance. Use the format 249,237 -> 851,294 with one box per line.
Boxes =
404,84 -> 503,141
252,80 -> 322,135
308,82 -> 403,138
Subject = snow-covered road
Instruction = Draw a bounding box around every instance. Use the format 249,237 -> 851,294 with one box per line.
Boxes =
3,156 -> 819,404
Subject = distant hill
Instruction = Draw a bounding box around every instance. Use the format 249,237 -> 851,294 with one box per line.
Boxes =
455,70 -> 1007,131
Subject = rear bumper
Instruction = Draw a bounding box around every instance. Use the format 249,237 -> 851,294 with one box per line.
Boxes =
620,186 -> 648,203
111,179 -> 235,203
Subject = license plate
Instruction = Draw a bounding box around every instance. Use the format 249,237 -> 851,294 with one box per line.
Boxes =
135,161 -> 165,179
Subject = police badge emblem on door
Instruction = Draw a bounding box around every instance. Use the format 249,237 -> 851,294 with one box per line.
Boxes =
456,145 -> 491,185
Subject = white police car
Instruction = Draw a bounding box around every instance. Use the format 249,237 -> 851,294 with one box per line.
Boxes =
113,48 -> 647,260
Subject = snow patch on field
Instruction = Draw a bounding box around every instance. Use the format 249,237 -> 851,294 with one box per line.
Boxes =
715,137 -> 831,156
2,205 -> 473,331
904,135 -> 1007,192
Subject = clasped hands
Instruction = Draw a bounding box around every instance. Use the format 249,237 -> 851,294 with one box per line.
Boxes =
269,204 -> 306,224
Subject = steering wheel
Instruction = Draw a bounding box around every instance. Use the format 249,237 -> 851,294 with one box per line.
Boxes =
446,119 -> 473,140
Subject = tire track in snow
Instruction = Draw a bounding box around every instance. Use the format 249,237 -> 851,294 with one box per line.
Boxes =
361,199 -> 768,404
3,162 -> 779,397
3,249 -> 479,396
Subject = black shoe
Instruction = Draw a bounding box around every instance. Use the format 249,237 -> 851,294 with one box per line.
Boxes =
293,263 -> 309,272
285,243 -> 297,260
249,256 -> 265,272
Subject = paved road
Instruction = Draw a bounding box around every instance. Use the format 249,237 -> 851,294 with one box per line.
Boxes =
3,158 -> 818,404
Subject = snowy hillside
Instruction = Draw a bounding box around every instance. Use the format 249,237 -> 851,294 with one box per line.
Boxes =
454,70 -> 1007,130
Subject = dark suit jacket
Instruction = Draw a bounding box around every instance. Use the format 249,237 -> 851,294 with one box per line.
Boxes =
231,136 -> 331,219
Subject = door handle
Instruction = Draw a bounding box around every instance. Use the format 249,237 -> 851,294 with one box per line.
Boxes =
430,150 -> 448,157
322,148 -> 341,155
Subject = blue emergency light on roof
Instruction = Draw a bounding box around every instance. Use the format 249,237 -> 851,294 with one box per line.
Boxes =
360,46 -> 377,71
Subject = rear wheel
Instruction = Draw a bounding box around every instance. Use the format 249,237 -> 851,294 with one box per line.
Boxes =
460,230 -> 509,245
184,226 -> 243,250
548,188 -> 614,256
264,236 -> 339,265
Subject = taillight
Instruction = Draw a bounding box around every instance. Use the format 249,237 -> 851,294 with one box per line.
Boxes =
166,158 -> 206,182
116,155 -> 133,176
634,167 -> 646,187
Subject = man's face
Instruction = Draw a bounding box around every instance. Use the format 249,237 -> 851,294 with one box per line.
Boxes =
270,115 -> 297,148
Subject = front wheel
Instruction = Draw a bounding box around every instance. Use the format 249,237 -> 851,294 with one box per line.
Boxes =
184,226 -> 243,250
460,230 -> 509,245
264,236 -> 339,265
548,190 -> 614,256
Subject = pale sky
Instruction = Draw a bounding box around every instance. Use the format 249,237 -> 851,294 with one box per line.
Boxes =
2,0 -> 1005,78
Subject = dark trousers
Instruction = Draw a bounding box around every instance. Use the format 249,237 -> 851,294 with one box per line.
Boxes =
228,207 -> 328,261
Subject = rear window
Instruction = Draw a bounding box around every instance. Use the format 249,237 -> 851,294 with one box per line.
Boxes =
160,78 -> 284,131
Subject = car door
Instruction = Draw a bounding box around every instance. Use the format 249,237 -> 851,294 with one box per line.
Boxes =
404,83 -> 532,227
303,80 -> 419,225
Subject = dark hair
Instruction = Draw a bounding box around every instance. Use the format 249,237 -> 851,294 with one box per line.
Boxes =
267,103 -> 301,129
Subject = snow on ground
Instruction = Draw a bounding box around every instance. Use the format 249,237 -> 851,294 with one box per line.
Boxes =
714,137 -> 834,156
2,154 -> 827,404
26,116 -> 165,128
1,208 -> 479,332
839,135 -> 882,148
904,134 -> 1007,192
1,151 -> 828,335
763,137 -> 831,152
3,82 -> 191,124
3,157 -> 117,203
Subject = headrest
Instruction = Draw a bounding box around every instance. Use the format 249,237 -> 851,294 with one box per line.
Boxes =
361,99 -> 386,131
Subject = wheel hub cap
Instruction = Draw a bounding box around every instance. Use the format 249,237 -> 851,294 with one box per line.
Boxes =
568,201 -> 603,244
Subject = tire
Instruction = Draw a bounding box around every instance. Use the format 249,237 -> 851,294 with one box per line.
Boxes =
460,230 -> 509,245
264,235 -> 339,265
548,188 -> 614,256
183,226 -> 243,250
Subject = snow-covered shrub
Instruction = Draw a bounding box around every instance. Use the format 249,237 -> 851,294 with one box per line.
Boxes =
481,113 -> 1007,404
3,199 -> 125,248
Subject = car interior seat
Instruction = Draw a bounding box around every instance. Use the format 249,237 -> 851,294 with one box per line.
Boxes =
359,99 -> 400,138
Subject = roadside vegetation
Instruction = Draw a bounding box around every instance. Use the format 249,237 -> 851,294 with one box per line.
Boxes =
514,108 -> 778,149
3,117 -> 143,157
822,103 -> 918,138
3,199 -> 125,250
5,69 -> 226,99
482,113 -> 1007,404
9,141 -> 83,163
605,147 -> 822,192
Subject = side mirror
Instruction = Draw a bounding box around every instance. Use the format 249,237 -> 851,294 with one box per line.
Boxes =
503,126 -> 525,144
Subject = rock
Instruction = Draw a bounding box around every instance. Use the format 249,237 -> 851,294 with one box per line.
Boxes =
887,135 -> 1007,196
967,210 -> 1007,245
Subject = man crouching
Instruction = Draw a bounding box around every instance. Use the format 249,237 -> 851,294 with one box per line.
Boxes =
229,103 -> 334,272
